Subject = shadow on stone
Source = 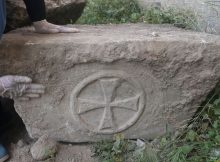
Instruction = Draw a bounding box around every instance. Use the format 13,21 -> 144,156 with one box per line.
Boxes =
0,98 -> 31,145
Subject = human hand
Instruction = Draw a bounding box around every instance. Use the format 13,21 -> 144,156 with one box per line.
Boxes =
33,19 -> 80,34
0,75 -> 45,100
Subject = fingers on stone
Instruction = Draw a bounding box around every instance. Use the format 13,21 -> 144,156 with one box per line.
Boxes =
27,89 -> 45,94
14,76 -> 32,83
24,93 -> 40,98
29,84 -> 45,89
26,84 -> 45,94
18,97 -> 30,101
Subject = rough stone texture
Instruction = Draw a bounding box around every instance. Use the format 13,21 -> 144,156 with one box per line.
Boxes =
30,134 -> 58,160
1,24 -> 220,142
5,0 -> 85,32
137,0 -> 220,35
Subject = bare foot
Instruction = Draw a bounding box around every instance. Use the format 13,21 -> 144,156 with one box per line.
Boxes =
33,20 -> 80,34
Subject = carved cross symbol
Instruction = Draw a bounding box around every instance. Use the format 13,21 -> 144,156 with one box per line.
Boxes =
77,78 -> 140,131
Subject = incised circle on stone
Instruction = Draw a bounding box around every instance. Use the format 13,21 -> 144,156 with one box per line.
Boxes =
70,70 -> 145,134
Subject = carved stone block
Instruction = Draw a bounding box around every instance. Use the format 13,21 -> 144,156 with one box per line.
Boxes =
0,24 -> 220,142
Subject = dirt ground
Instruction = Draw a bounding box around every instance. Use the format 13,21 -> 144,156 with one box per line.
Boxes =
8,142 -> 95,162
0,98 -> 95,162
5,121 -> 95,162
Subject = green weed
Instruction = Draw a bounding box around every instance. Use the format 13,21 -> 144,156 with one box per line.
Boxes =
142,7 -> 200,30
77,0 -> 142,24
92,134 -> 134,162
159,86 -> 220,162
77,0 -> 199,30
92,134 -> 159,162
42,147 -> 57,162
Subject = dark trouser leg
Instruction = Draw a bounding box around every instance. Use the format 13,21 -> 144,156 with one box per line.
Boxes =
0,98 -> 14,141
0,0 -> 6,143
23,0 -> 46,22
0,0 -> 6,38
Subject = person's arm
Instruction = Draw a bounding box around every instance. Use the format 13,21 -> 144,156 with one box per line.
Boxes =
23,0 -> 79,34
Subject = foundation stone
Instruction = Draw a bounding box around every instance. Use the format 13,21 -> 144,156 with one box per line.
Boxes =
0,24 -> 220,142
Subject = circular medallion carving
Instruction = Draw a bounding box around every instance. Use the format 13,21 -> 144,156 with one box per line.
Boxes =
70,70 -> 145,134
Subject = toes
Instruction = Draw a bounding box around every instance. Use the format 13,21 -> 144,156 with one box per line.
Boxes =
26,84 -> 45,94
13,76 -> 32,83
57,27 -> 80,33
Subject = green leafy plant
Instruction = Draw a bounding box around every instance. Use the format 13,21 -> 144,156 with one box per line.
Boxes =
77,0 -> 142,24
92,134 -> 159,162
42,147 -> 57,162
92,134 -> 134,162
143,7 -> 200,30
134,144 -> 159,162
77,0 -> 199,30
159,86 -> 220,162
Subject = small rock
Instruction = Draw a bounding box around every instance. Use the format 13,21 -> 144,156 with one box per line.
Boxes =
30,134 -> 58,161
136,139 -> 146,150
17,140 -> 25,148
151,32 -> 159,37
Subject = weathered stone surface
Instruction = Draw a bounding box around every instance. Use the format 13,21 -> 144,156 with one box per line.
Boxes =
5,0 -> 85,32
0,24 -> 220,142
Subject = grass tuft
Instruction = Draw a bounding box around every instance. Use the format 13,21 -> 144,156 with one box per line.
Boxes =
158,86 -> 220,162
77,0 -> 142,24
77,0 -> 199,30
92,134 -> 159,162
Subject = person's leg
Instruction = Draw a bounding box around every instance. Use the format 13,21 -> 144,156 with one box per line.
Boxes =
0,1 -> 9,161
0,144 -> 8,162
0,116 -> 8,162
23,0 -> 46,23
23,0 -> 79,33
0,0 -> 6,38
